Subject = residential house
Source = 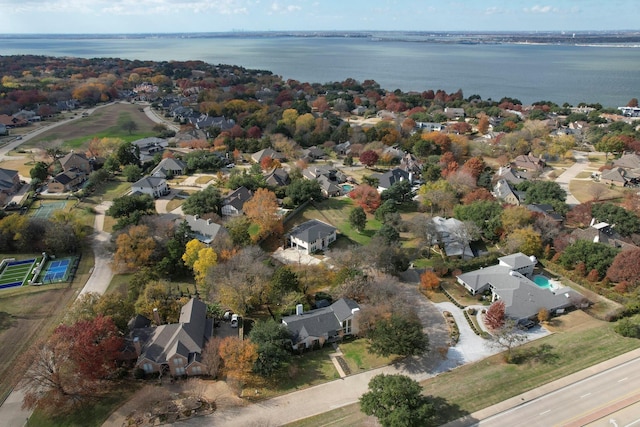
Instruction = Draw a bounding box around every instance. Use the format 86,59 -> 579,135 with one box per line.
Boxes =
416,122 -> 444,132
334,141 -> 351,156
47,170 -> 86,193
131,176 -> 169,198
456,253 -> 583,321
0,115 -> 28,128
444,107 -> 465,119
251,148 -> 285,164
59,152 -> 92,174
221,186 -> 252,216
183,215 -> 223,245
613,153 -> 640,174
432,216 -> 475,259
600,167 -> 630,187
494,165 -> 528,185
132,137 -> 168,163
569,220 -> 639,252
302,166 -> 346,197
132,298 -> 214,377
0,168 -> 21,205
302,146 -> 326,162
372,168 -> 411,192
0,124 -> 7,136
493,179 -> 523,205
264,168 -> 290,187
288,219 -> 337,254
188,114 -> 235,131
512,153 -> 546,172
151,158 -> 187,178
526,204 -> 564,222
399,152 -> 423,175
281,298 -> 360,350
13,110 -> 40,123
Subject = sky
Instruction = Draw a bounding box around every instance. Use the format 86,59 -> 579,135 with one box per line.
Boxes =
1,0 -> 639,34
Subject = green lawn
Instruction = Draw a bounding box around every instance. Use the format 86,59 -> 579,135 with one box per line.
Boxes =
249,346 -> 340,400
339,339 -> 398,373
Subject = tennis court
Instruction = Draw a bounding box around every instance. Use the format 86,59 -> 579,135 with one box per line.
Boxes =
32,201 -> 67,219
0,258 -> 36,290
39,258 -> 73,283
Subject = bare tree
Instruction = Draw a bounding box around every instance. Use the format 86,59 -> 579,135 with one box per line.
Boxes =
201,337 -> 223,378
486,319 -> 528,363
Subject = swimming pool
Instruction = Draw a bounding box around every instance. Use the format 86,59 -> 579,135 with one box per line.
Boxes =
341,184 -> 354,193
533,275 -> 562,290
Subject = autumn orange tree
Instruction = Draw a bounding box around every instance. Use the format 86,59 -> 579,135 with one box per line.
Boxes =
219,337 -> 258,391
114,225 -> 156,272
243,188 -> 282,241
419,271 -> 440,292
349,184 -> 381,214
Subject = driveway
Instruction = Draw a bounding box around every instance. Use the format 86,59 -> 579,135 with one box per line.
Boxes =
554,150 -> 600,206
79,201 -> 114,296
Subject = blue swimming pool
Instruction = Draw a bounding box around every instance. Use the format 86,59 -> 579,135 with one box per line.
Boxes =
341,184 -> 354,193
533,275 -> 552,289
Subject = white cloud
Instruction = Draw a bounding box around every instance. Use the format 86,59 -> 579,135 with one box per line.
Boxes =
269,1 -> 301,14
524,5 -> 557,14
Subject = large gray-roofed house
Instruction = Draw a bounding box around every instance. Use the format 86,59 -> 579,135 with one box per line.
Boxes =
456,253 -> 582,321
183,215 -> 223,245
133,298 -> 213,377
151,158 -> 187,178
432,216 -> 475,259
288,219 -> 337,254
221,186 -> 252,216
251,148 -> 285,164
281,298 -> 360,350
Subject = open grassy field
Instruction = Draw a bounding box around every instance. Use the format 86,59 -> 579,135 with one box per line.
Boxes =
569,180 -> 626,203
287,311 -> 640,427
17,102 -> 158,152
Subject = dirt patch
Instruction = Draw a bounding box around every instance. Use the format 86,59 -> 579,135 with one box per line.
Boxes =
544,310 -> 602,333
104,379 -> 244,427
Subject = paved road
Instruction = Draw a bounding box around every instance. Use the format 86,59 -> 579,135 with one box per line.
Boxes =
445,348 -> 640,427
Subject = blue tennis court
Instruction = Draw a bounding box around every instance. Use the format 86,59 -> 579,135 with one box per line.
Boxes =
40,258 -> 71,283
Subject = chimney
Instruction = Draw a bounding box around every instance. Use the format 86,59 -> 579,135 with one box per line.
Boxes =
153,308 -> 161,325
133,336 -> 141,356
296,304 -> 304,316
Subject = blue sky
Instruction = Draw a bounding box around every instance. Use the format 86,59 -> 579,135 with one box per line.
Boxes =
1,0 -> 639,34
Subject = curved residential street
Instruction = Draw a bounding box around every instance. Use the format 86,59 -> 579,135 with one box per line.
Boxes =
554,150 -> 599,206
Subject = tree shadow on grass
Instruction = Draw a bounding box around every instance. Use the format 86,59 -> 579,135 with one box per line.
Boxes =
429,395 -> 476,426
0,311 -> 14,331
510,343 -> 560,365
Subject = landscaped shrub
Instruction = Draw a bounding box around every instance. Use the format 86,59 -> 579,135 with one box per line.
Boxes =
614,318 -> 640,338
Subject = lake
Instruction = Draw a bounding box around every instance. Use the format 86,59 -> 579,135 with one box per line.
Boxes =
1,34 -> 639,107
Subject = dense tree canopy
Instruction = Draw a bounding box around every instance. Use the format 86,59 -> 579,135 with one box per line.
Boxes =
248,319 -> 292,377
559,240 -> 619,278
368,314 -> 429,357
182,185 -> 223,216
360,374 -> 436,427
591,203 -> 640,237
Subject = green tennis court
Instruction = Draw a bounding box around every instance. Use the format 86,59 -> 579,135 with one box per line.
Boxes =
0,258 -> 37,290
31,201 -> 67,219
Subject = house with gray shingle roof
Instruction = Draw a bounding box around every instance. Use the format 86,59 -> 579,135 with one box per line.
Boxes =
133,298 -> 214,377
456,253 -> 582,321
131,176 -> 169,198
183,215 -> 223,245
251,148 -> 285,164
151,158 -> 187,178
288,219 -> 337,254
221,186 -> 252,216
493,179 -> 523,205
281,298 -> 360,350
264,168 -> 290,187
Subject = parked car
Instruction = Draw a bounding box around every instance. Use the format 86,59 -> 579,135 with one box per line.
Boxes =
226,163 -> 236,169
230,314 -> 239,328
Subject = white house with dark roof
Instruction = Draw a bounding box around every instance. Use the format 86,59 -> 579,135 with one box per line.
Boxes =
131,176 -> 169,198
288,219 -> 337,254
456,253 -> 582,321
133,298 -> 214,377
221,186 -> 252,216
281,298 -> 360,350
